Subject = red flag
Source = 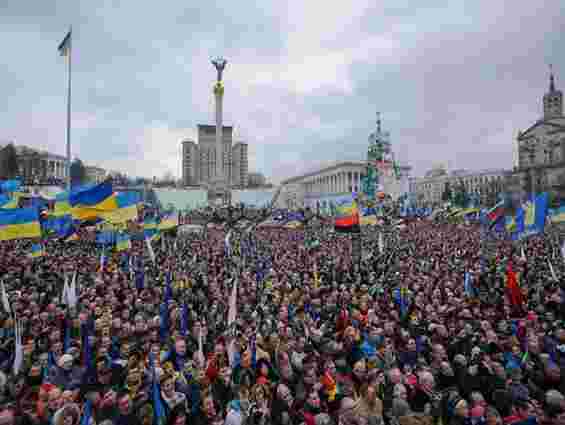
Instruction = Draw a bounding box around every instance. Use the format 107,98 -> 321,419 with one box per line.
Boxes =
506,261 -> 523,307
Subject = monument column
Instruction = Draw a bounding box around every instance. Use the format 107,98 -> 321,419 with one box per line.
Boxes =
211,57 -> 227,203
214,81 -> 223,180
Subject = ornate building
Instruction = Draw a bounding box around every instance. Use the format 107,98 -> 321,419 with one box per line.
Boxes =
514,67 -> 565,200
410,166 -> 511,208
280,115 -> 411,209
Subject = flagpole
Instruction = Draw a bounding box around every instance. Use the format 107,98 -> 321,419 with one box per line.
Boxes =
65,26 -> 72,191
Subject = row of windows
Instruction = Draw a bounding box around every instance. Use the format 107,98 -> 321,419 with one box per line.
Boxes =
416,175 -> 504,191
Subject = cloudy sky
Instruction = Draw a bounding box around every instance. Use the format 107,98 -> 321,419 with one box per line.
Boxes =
1,1 -> 564,183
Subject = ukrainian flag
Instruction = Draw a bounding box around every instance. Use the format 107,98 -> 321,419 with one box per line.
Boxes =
517,193 -> 548,239
549,206 -> 565,224
53,199 -> 72,217
0,195 -> 9,208
144,217 -> 159,241
0,208 -> 41,241
69,181 -> 118,221
65,233 -> 79,242
0,192 -> 25,209
115,232 -> 131,252
29,243 -> 44,258
158,213 -> 178,231
69,181 -> 113,206
99,192 -> 139,225
505,215 -> 516,233
524,199 -> 535,228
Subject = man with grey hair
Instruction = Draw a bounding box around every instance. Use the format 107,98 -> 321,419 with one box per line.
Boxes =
411,371 -> 440,416
543,390 -> 565,422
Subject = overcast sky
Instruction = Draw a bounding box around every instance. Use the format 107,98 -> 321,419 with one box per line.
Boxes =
1,1 -> 564,183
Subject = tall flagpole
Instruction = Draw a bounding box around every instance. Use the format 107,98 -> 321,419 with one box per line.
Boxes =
65,26 -> 72,191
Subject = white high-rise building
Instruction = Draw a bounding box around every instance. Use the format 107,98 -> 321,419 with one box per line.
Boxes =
232,142 -> 248,188
180,125 -> 249,189
181,139 -> 199,186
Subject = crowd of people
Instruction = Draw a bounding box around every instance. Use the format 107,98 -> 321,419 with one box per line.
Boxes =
0,218 -> 564,425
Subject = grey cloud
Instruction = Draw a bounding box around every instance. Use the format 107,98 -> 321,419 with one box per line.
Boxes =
1,0 -> 564,182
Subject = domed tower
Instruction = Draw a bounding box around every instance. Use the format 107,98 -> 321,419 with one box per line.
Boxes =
543,65 -> 563,120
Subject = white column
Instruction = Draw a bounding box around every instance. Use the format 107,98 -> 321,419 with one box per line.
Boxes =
214,85 -> 223,183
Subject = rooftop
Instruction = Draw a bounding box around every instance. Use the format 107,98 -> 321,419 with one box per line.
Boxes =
282,161 -> 369,184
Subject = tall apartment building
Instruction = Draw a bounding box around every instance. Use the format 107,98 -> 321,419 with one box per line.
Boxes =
197,124 -> 233,185
232,142 -> 249,188
180,125 -> 249,188
181,139 -> 199,186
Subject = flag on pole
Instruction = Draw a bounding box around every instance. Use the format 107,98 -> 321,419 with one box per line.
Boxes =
68,271 -> 78,309
13,317 -> 23,376
197,327 -> 205,368
29,243 -> 44,258
62,275 -> 70,305
506,261 -> 523,308
548,259 -> 558,282
378,232 -> 384,254
58,29 -> 72,57
224,230 -> 233,257
99,250 -> 106,272
227,278 -> 238,326
145,237 -> 156,264
0,281 -> 10,315
464,271 -> 476,298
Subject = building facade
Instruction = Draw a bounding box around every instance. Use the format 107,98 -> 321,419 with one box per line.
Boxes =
181,139 -> 199,186
281,160 -> 410,209
197,124 -> 233,186
247,171 -> 267,188
2,145 -> 67,184
180,126 -> 249,189
281,161 -> 366,209
513,69 -> 565,201
409,166 -> 511,207
232,142 -> 249,188
84,166 -> 107,184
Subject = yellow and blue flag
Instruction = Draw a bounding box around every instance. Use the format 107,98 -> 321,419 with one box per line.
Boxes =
69,181 -> 118,221
115,233 -> 131,252
0,192 -> 25,209
158,212 -> 178,231
549,206 -> 565,224
0,208 -> 41,241
99,192 -> 140,225
69,181 -> 114,207
144,216 -> 159,241
29,243 -> 44,258
0,194 -> 10,208
514,193 -> 548,239
65,232 -> 79,242
0,179 -> 21,193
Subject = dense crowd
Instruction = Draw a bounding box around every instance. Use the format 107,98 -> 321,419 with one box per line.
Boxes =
0,219 -> 564,425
